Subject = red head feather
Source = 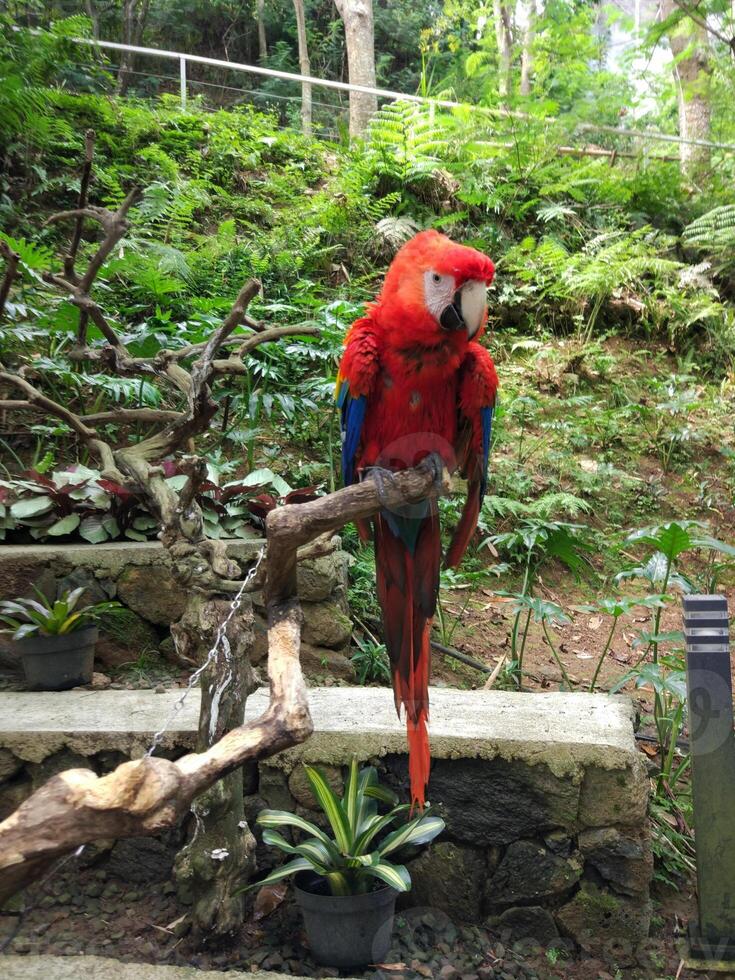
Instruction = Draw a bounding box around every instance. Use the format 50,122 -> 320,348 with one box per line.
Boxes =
369,230 -> 495,347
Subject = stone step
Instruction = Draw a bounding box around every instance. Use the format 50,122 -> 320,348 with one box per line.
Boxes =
1,954 -> 355,980
0,685 -> 639,771
0,687 -> 652,947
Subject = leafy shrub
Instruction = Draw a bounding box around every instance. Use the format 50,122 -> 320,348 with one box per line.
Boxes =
0,465 -> 316,544
242,757 -> 444,896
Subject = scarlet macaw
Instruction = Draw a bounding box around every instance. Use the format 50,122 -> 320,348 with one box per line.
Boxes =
336,230 -> 498,808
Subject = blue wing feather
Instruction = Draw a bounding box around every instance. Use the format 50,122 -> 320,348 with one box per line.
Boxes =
340,383 -> 367,487
479,405 -> 493,499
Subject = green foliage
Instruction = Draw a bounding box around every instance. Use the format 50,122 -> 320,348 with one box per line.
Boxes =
0,586 -> 121,641
610,522 -> 735,792
241,757 -> 445,897
682,205 -> 735,279
350,636 -> 391,685
0,466 -> 307,544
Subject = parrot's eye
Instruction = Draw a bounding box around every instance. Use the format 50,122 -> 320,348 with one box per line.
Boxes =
424,270 -> 456,323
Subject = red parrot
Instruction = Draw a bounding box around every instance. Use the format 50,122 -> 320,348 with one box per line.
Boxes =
336,230 -> 498,808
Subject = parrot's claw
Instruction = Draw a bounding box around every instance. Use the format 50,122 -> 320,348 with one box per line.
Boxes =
421,451 -> 450,493
365,465 -> 398,507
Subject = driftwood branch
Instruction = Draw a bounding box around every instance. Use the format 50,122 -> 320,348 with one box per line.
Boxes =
0,463 -> 447,904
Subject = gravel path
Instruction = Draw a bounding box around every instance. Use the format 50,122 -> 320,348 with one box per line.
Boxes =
0,853 -> 687,980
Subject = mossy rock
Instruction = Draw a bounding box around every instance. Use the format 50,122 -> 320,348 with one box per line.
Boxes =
556,882 -> 651,950
406,841 -> 489,922
487,839 -> 582,905
117,565 -> 187,626
96,608 -> 160,668
301,601 -> 352,649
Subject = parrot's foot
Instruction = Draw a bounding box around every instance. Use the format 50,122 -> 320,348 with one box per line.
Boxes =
365,465 -> 398,507
420,451 -> 450,493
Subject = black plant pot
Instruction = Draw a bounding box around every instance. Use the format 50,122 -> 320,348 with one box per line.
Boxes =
18,626 -> 97,691
294,871 -> 398,969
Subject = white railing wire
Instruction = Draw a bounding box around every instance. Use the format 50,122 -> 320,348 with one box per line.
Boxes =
66,35 -> 735,154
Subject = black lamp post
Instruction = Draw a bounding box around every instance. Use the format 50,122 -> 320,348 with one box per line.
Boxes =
682,594 -> 735,967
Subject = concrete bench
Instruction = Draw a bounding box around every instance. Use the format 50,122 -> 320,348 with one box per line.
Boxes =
0,687 -> 652,947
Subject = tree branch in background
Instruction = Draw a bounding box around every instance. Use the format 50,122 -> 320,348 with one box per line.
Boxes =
45,187 -> 142,293
668,0 -> 735,53
65,129 -> 96,344
0,241 -> 20,317
65,129 -> 96,281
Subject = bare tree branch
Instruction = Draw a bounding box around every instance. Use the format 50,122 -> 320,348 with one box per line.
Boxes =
0,241 -> 20,317
0,400 -> 33,411
668,0 -> 735,52
0,368 -> 99,442
211,324 -> 320,374
65,129 -> 97,284
81,408 -> 183,425
45,187 -> 143,293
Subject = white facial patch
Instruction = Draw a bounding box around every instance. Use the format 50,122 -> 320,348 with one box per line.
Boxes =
423,270 -> 455,322
460,279 -> 487,337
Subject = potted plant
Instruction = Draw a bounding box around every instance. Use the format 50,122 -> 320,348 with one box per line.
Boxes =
242,757 -> 445,969
0,587 -> 121,690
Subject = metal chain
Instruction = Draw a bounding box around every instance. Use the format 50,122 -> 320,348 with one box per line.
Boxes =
147,545 -> 265,756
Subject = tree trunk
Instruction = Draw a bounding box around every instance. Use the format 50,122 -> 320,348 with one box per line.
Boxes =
661,0 -> 713,177
84,0 -> 100,40
334,0 -> 377,137
172,595 -> 258,940
293,0 -> 312,136
519,0 -> 536,96
116,0 -> 150,96
493,0 -> 514,102
257,0 -> 268,61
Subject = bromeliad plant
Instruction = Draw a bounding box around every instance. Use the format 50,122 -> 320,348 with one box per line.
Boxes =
244,757 -> 445,896
0,586 -> 121,640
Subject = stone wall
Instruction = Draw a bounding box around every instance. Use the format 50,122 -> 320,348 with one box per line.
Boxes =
0,539 -> 353,680
0,687 -> 652,951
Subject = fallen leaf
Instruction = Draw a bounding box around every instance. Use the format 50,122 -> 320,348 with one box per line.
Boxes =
253,882 -> 287,921
574,651 -> 593,660
657,809 -> 678,828
164,914 -> 190,938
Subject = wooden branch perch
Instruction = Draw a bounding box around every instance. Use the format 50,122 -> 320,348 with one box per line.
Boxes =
0,461 -> 448,904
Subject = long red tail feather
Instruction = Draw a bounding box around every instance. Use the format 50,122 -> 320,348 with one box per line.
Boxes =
375,512 -> 439,809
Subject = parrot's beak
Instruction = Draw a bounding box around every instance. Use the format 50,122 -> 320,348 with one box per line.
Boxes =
439,280 -> 487,337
